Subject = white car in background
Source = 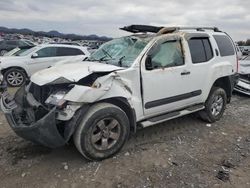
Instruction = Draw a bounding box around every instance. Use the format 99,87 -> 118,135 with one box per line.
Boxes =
235,55 -> 250,95
0,44 -> 90,86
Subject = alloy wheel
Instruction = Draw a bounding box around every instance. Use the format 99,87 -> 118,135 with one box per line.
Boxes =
91,118 -> 121,151
7,71 -> 24,86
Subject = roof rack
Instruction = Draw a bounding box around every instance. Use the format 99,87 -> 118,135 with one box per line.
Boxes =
120,25 -> 221,34
120,25 -> 163,33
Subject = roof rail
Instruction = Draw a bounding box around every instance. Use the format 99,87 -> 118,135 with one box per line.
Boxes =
120,25 -> 221,34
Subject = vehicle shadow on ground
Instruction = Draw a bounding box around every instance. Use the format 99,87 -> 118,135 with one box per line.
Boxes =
1,113 -> 207,166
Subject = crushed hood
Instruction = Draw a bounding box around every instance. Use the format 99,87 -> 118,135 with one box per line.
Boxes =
31,61 -> 123,86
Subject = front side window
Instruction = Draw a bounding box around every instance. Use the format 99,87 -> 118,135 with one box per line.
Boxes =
36,47 -> 57,58
151,40 -> 184,69
88,36 -> 152,67
213,35 -> 235,56
188,38 -> 213,64
57,47 -> 84,56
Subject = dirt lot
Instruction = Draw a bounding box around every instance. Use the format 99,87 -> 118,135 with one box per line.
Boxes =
0,91 -> 250,188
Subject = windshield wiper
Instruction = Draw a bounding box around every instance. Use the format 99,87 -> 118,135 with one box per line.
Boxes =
118,56 -> 125,67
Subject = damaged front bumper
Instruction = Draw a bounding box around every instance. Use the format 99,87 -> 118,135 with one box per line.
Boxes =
0,87 -> 86,148
234,75 -> 250,96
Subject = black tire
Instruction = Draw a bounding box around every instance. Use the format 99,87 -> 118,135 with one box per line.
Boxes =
74,103 -> 130,161
4,68 -> 26,87
199,87 -> 227,123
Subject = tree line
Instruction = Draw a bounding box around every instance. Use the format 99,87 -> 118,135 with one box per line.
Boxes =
237,39 -> 250,46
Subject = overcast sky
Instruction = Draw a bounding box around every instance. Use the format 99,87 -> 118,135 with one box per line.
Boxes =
0,0 -> 249,41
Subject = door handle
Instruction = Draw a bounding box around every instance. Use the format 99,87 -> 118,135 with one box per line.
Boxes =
181,70 -> 191,75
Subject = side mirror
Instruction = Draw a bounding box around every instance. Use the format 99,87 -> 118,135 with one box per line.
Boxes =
145,55 -> 153,70
31,53 -> 38,58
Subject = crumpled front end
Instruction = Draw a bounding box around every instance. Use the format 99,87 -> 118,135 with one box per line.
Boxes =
0,85 -> 86,148
234,74 -> 250,96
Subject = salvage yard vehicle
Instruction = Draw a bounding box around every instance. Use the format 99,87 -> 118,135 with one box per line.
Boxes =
234,55 -> 250,95
0,39 -> 34,56
0,44 -> 90,87
3,45 -> 35,57
1,25 -> 238,160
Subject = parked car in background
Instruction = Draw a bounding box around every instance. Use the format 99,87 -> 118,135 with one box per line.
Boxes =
0,39 -> 34,56
0,44 -> 90,86
3,45 -> 35,57
241,46 -> 250,56
0,25 -> 238,160
234,55 -> 250,95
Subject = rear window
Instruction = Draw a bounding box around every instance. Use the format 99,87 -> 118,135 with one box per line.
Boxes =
57,47 -> 84,56
213,35 -> 235,56
188,38 -> 213,64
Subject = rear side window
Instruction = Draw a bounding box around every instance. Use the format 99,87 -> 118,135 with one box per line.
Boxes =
213,35 -> 235,56
57,47 -> 84,56
188,38 -> 213,64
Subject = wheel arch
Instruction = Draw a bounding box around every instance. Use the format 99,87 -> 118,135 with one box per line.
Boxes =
2,66 -> 29,78
212,76 -> 232,103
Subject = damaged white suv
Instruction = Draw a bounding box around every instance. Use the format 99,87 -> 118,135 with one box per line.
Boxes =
1,25 -> 238,160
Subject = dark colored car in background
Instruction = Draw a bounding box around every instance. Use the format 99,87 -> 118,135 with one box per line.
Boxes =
0,40 -> 35,56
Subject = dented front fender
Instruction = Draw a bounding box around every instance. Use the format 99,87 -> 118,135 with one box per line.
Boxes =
64,72 -> 133,103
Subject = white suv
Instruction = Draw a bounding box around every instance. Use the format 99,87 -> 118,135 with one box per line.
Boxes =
1,25 -> 238,160
0,44 -> 90,86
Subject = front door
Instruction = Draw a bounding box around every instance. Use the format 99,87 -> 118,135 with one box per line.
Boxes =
141,36 -> 201,117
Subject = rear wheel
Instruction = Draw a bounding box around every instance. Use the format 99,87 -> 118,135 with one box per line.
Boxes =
4,68 -> 26,87
74,103 -> 130,161
199,87 -> 227,123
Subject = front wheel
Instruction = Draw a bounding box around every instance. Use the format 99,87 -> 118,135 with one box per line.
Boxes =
199,87 -> 227,123
4,68 -> 26,87
74,103 -> 130,161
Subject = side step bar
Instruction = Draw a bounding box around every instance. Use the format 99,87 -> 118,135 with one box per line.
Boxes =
139,104 -> 204,128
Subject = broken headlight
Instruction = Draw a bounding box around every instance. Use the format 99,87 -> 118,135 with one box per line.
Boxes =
45,90 -> 68,107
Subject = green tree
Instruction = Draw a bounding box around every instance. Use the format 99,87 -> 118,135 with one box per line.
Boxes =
237,41 -> 245,46
246,39 -> 250,46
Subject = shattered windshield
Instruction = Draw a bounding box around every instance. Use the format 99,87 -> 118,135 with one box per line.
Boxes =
88,36 -> 152,67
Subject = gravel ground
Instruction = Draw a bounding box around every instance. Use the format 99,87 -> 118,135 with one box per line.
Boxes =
0,91 -> 249,188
